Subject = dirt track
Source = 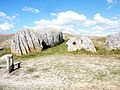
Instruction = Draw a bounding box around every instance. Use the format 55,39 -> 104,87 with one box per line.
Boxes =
0,55 -> 120,90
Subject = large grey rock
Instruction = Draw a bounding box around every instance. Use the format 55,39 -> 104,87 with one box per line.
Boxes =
66,36 -> 96,52
11,28 -> 63,56
34,29 -> 63,47
106,32 -> 120,50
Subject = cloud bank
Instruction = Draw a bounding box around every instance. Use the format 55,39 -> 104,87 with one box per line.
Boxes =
26,10 -> 120,36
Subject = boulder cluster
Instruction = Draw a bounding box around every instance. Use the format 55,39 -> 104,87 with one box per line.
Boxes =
11,28 -> 120,56
11,28 -> 63,56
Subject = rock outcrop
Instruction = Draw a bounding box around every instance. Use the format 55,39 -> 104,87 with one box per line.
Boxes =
11,28 -> 63,56
106,32 -> 120,50
66,36 -> 96,52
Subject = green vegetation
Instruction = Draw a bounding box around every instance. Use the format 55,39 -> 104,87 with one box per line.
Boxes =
0,37 -> 120,60
0,48 -> 11,57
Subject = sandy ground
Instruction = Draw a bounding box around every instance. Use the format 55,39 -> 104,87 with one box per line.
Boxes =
0,55 -> 120,90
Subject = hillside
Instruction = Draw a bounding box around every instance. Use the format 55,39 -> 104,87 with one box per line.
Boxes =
0,34 -> 14,48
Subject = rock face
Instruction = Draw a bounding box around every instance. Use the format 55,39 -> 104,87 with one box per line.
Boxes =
66,36 -> 96,52
11,28 -> 63,56
106,32 -> 120,50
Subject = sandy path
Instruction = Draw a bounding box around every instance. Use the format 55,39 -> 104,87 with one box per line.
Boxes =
0,55 -> 120,90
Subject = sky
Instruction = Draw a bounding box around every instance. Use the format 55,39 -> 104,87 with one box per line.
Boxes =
0,0 -> 120,36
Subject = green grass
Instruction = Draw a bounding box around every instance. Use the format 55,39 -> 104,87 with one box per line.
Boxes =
13,41 -> 68,60
0,38 -> 120,61
0,48 -> 11,57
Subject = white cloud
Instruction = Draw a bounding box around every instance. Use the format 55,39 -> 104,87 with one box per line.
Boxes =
51,10 -> 87,25
25,10 -> 120,36
106,0 -> 118,9
92,26 -> 105,31
0,22 -> 13,31
14,13 -> 19,16
93,13 -> 120,31
107,0 -> 113,4
0,11 -> 6,17
108,5 -> 113,9
34,10 -> 87,26
93,13 -> 114,25
32,10 -> 88,34
0,11 -> 18,32
0,11 -> 16,20
50,13 -> 57,16
22,6 -> 40,14
34,19 -> 50,26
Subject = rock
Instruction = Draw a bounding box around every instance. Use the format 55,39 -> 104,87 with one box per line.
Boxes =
66,36 -> 96,52
11,29 -> 42,56
106,32 -> 120,50
80,36 -> 96,52
0,54 -> 13,61
11,28 -> 63,56
34,29 -> 63,47
66,37 -> 81,52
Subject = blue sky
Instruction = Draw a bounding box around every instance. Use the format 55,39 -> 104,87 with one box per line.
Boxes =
0,0 -> 120,36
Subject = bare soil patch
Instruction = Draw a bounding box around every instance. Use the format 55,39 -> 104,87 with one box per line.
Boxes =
0,55 -> 120,90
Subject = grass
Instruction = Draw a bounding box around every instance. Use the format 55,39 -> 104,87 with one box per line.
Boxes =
0,48 -> 11,57
13,41 -> 68,60
26,67 -> 35,73
0,37 -> 120,61
94,71 -> 108,81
